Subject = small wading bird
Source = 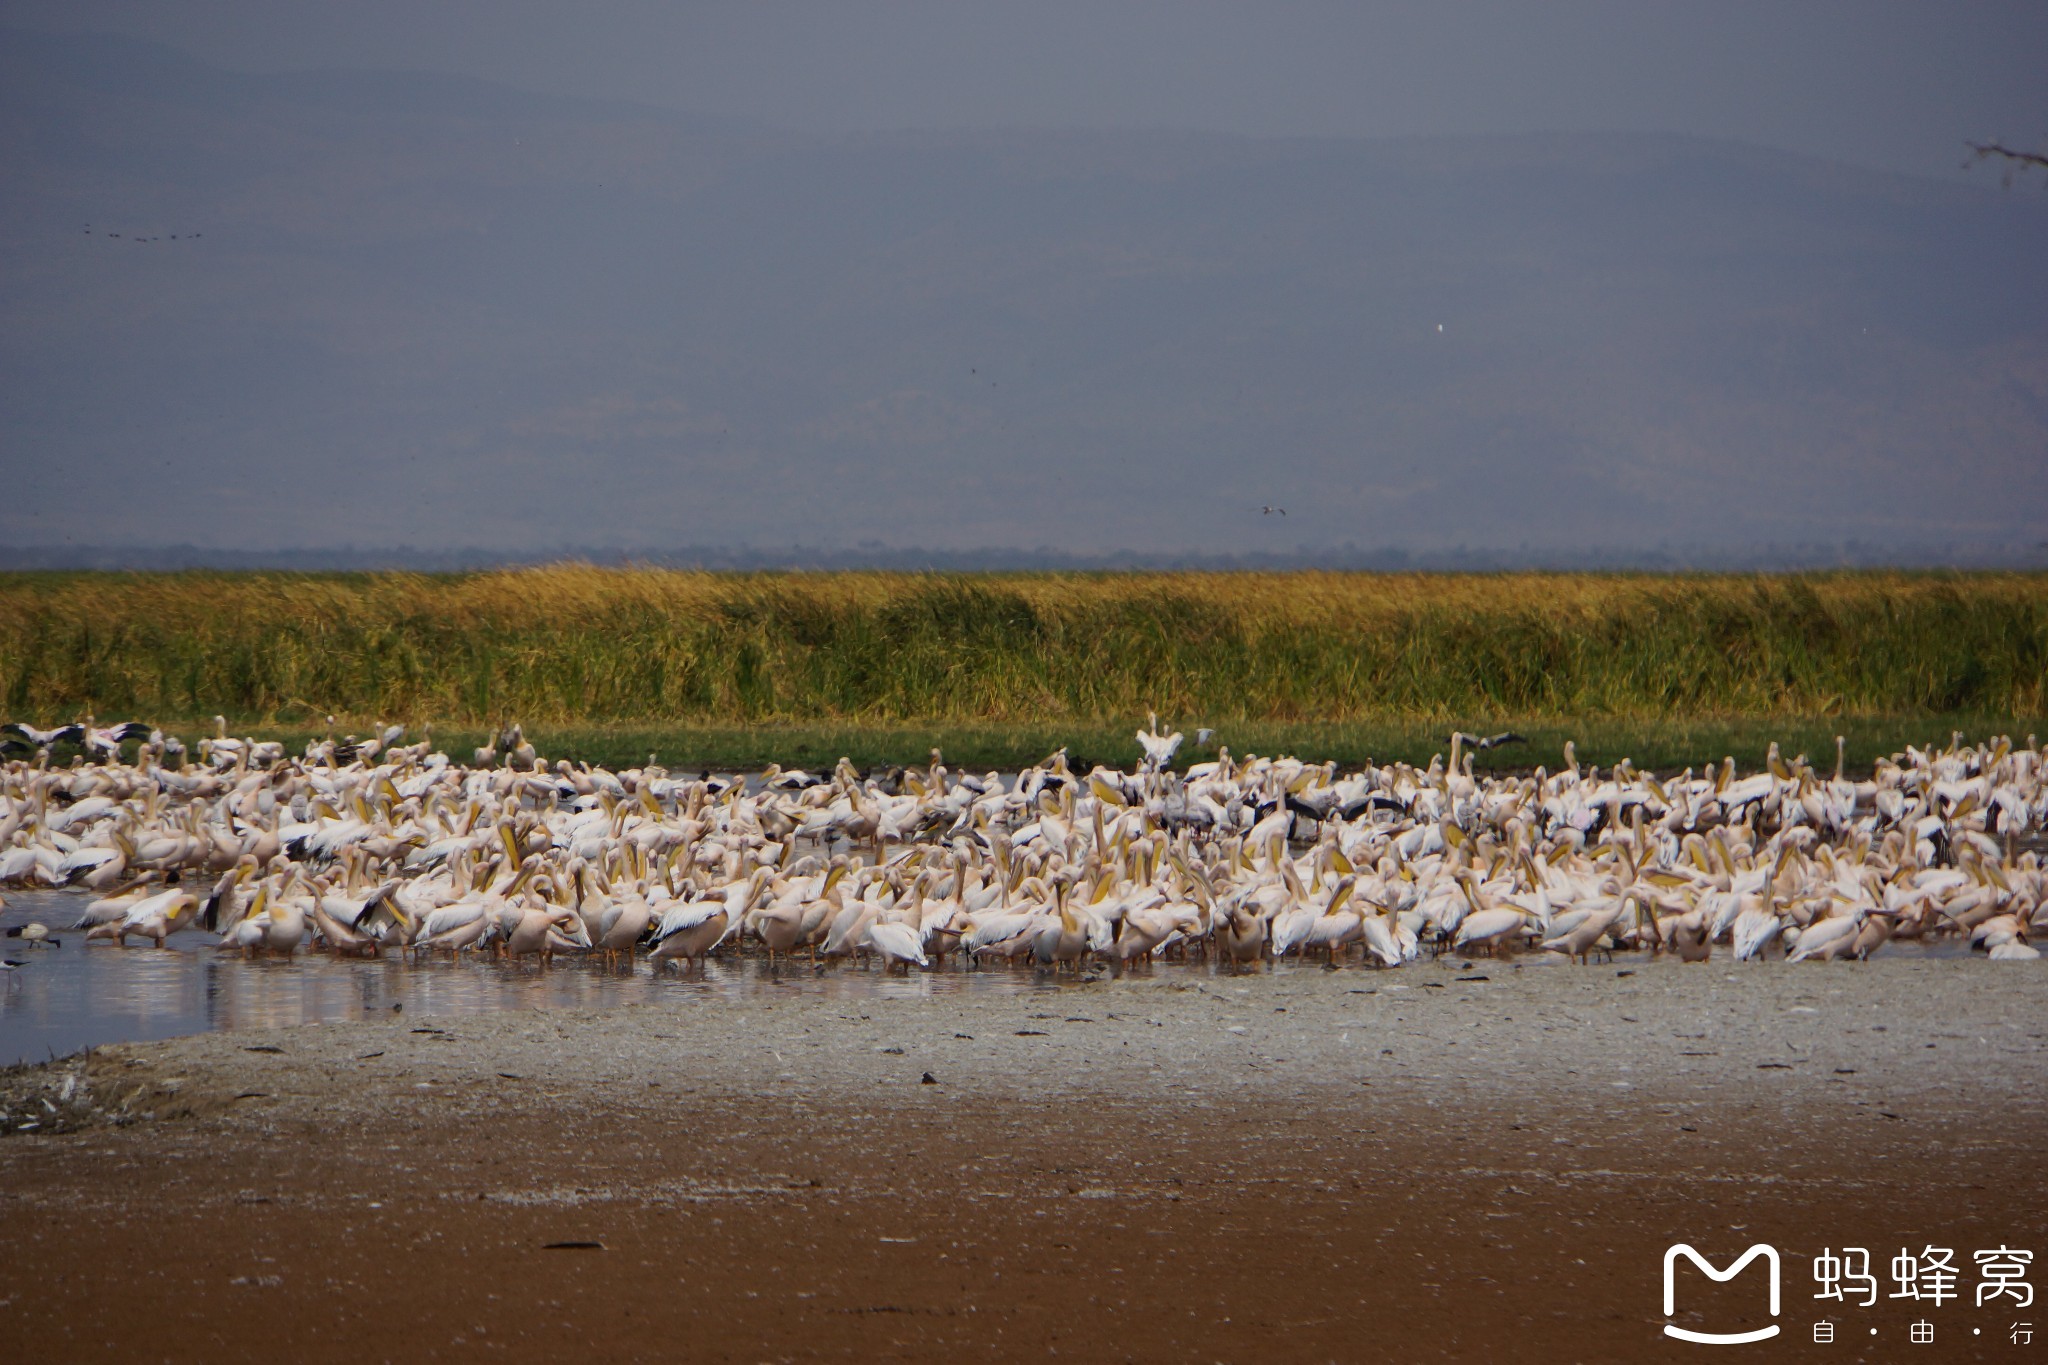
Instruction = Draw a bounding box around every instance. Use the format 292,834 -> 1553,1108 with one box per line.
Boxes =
0,719 -> 2040,976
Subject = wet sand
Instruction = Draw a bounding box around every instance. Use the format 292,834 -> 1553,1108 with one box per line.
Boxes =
3,957 -> 2044,1362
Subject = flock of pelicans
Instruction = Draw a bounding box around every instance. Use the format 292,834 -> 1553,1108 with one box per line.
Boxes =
1,717 -> 2044,976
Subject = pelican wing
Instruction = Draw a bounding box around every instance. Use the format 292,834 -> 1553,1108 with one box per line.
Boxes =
650,899 -> 724,944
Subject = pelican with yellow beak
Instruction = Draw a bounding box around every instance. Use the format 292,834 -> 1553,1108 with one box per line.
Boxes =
86,887 -> 199,947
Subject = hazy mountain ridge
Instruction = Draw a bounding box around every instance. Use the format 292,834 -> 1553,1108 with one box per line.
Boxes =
4,541 -> 2044,574
2,28 -> 2043,559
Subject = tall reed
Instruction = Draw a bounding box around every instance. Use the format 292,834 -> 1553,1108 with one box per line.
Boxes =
3,568 -> 2042,725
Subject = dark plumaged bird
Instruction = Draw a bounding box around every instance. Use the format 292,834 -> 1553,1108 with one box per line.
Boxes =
1260,505 -> 1287,516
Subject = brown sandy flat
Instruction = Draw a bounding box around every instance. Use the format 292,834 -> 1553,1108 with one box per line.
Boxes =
2,958 -> 2044,1362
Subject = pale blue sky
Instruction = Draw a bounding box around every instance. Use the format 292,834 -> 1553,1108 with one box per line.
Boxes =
2,5 -> 2044,560
8,1 -> 2044,180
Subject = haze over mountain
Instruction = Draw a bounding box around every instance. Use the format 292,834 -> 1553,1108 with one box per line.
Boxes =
2,28 -> 2044,561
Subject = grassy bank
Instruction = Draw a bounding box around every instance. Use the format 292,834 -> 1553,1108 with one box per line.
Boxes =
3,569 -> 2043,741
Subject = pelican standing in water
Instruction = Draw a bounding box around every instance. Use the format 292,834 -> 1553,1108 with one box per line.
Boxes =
86,888 -> 198,947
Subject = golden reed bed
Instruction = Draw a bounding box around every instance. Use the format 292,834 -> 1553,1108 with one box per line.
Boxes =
2,568 -> 2043,727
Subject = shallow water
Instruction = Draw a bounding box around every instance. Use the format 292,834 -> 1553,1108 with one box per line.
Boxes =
0,890 -> 1071,1066
0,887 -> 2001,1067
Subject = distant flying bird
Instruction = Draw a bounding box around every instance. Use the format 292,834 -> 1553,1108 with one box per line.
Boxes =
1195,728 -> 1216,746
1260,506 -> 1287,516
1448,731 -> 1528,752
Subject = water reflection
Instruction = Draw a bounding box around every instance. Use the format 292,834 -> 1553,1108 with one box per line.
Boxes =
1,890 -> 1065,1065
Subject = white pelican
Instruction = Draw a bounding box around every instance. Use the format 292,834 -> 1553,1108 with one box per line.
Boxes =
866,918 -> 929,972
650,869 -> 770,972
85,888 -> 198,947
1137,713 -> 1184,772
1540,892 -> 1631,964
1450,874 -> 1531,955
1787,908 -> 1865,962
218,884 -> 308,956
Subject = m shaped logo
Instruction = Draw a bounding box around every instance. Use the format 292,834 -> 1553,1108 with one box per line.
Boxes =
1662,1243 -> 1782,1344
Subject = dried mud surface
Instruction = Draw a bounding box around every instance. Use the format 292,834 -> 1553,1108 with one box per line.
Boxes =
3,958 -> 2044,1362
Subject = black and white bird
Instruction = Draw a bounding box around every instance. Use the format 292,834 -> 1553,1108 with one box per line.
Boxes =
1448,731 -> 1528,752
4,923 -> 58,948
2,721 -> 83,750
1260,506 -> 1287,516
83,720 -> 152,759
